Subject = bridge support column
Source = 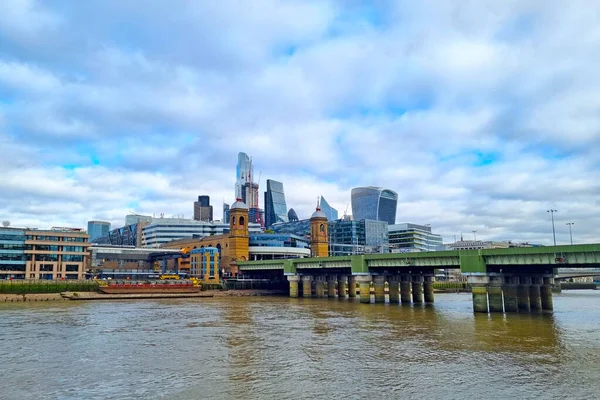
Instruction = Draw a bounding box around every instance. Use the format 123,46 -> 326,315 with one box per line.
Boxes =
468,276 -> 489,313
423,275 -> 434,304
327,276 -> 337,298
388,276 -> 400,304
529,276 -> 542,311
356,275 -> 372,304
400,274 -> 412,304
373,275 -> 386,303
488,276 -> 504,313
302,276 -> 313,298
517,276 -> 531,312
411,275 -> 424,304
502,276 -> 519,312
315,276 -> 326,298
337,275 -> 348,298
348,276 -> 357,298
287,275 -> 300,298
541,277 -> 554,311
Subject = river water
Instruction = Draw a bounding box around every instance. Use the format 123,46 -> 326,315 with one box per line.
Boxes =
0,291 -> 599,400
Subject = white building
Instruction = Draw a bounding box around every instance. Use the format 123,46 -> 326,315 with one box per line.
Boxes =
388,223 -> 443,252
141,218 -> 262,248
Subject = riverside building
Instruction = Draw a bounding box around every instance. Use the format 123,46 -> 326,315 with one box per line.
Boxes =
388,223 -> 444,252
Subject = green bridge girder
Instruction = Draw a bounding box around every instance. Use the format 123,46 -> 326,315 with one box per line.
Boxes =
237,243 -> 600,275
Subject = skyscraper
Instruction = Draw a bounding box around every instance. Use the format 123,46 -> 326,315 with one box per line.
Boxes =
351,187 -> 398,225
235,152 -> 252,200
87,221 -> 111,241
223,203 -> 230,223
319,196 -> 339,221
194,195 -> 213,222
264,179 -> 289,228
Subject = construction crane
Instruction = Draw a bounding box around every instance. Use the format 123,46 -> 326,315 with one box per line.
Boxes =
343,203 -> 350,219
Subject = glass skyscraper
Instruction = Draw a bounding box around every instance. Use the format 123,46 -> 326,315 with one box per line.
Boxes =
235,152 -> 252,200
264,179 -> 288,228
87,221 -> 111,241
351,187 -> 398,225
319,196 -> 339,221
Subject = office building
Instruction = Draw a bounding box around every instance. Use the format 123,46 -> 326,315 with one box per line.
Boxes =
89,245 -> 180,277
388,223 -> 443,252
329,219 -> 389,256
92,223 -> 146,247
264,179 -> 289,228
288,208 -> 299,222
235,152 -> 252,200
193,195 -> 213,222
141,217 -> 262,248
320,196 -> 339,221
223,203 -> 230,224
0,227 -> 27,279
351,186 -> 398,225
87,221 -> 111,241
125,214 -> 152,226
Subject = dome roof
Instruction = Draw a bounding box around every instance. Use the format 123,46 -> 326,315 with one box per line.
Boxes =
311,208 -> 327,219
230,198 -> 248,210
287,208 -> 299,221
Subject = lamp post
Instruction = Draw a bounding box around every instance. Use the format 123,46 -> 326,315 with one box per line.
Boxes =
472,230 -> 477,241
566,222 -> 574,245
547,209 -> 557,246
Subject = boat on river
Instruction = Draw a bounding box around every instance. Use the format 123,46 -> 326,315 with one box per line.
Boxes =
98,279 -> 201,294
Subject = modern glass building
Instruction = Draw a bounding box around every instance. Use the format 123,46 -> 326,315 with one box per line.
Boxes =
351,187 -> 398,225
388,223 -> 443,252
235,152 -> 252,200
320,196 -> 339,221
288,208 -> 299,221
0,228 -> 26,279
264,179 -> 289,228
87,221 -> 111,241
328,219 -> 389,256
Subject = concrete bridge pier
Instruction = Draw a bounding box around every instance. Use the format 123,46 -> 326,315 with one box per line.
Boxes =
388,275 -> 400,304
502,276 -> 519,312
302,276 -> 313,298
423,275 -> 435,303
467,276 -> 489,313
488,276 -> 504,313
315,276 -> 326,298
373,275 -> 386,303
411,275 -> 424,304
517,276 -> 531,312
400,274 -> 412,304
328,276 -> 337,298
541,277 -> 554,311
529,276 -> 543,311
337,275 -> 348,298
348,276 -> 357,298
287,275 -> 300,298
356,275 -> 372,304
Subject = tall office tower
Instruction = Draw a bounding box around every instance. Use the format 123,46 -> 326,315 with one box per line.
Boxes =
264,179 -> 289,228
287,208 -> 299,222
223,203 -> 230,223
193,195 -> 213,222
87,221 -> 111,241
235,152 -> 252,200
319,196 -> 339,221
351,186 -> 398,225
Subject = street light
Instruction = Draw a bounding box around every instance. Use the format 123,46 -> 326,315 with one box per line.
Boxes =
566,222 -> 574,245
547,209 -> 558,246
472,230 -> 477,241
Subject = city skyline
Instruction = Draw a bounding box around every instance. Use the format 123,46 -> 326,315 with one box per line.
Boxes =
0,2 -> 599,246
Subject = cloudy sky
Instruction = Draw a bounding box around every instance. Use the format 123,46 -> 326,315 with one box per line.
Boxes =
1,0 -> 599,245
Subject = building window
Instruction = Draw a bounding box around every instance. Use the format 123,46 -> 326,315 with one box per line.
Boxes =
232,216 -> 236,225
239,216 -> 245,226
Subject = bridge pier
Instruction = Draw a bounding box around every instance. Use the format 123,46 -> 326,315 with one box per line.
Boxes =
388,275 -> 400,304
488,276 -> 504,313
411,275 -> 424,304
517,276 -> 531,312
529,276 -> 543,311
302,276 -> 313,298
315,276 -> 326,298
423,275 -> 435,303
287,275 -> 300,298
541,277 -> 554,311
337,275 -> 348,298
400,274 -> 412,304
356,275 -> 372,304
348,276 -> 357,298
502,276 -> 519,312
468,276 -> 489,313
373,275 -> 386,303
328,276 -> 337,298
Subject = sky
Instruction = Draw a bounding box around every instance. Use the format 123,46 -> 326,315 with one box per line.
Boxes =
1,0 -> 599,245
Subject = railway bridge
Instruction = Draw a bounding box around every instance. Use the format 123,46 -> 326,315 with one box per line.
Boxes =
238,244 -> 600,314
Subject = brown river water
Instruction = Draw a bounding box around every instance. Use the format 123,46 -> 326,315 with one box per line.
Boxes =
0,291 -> 599,399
